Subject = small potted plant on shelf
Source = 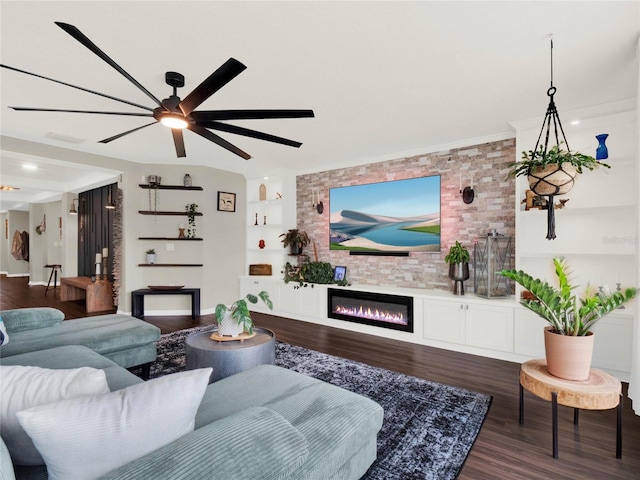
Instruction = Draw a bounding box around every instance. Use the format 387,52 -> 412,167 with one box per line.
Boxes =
444,240 -> 470,295
500,257 -> 637,380
215,291 -> 273,337
145,249 -> 157,265
279,229 -> 310,255
508,144 -> 610,196
185,203 -> 198,238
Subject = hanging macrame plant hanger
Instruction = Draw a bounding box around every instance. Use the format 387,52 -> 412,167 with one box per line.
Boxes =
530,39 -> 573,240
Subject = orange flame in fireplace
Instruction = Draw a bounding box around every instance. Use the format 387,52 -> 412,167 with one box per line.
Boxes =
334,304 -> 406,325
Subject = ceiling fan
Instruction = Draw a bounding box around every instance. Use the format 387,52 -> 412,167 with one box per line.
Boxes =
1,22 -> 314,159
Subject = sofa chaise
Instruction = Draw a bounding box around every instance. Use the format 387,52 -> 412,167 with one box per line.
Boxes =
0,307 -> 160,377
0,310 -> 384,480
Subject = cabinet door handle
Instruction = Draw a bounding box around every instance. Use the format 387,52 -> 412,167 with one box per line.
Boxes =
465,304 -> 469,310
460,304 -> 464,310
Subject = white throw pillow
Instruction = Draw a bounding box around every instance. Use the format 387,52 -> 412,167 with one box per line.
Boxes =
17,368 -> 212,480
0,365 -> 110,465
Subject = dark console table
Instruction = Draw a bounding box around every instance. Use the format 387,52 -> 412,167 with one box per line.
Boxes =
131,288 -> 201,319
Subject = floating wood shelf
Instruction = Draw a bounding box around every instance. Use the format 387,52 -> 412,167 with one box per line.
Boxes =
138,211 -> 203,216
138,237 -> 203,241
139,184 -> 203,191
138,263 -> 203,267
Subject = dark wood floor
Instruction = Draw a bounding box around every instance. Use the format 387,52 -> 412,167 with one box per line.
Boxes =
2,275 -> 639,479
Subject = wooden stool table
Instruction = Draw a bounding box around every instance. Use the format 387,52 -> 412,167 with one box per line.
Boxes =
519,359 -> 622,459
44,264 -> 62,293
60,277 -> 114,313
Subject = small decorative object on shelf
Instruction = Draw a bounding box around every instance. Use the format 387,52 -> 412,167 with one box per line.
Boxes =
146,249 -> 157,265
259,183 -> 266,201
258,239 -> 265,249
183,173 -> 192,187
263,215 -> 267,225
178,224 -> 186,238
147,175 -> 161,187
280,229 -> 310,255
474,230 -> 512,298
595,133 -> 609,160
254,213 -> 258,226
185,203 -> 198,238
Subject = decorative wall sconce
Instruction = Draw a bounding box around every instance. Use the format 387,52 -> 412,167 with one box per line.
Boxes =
69,198 -> 78,215
311,187 -> 324,214
459,173 -> 475,204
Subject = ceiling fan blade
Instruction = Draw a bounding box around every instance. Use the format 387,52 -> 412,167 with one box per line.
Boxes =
191,109 -> 315,121
188,125 -> 250,160
9,107 -> 154,117
179,58 -> 247,117
55,22 -> 162,107
198,121 -> 302,148
172,129 -> 186,158
98,121 -> 157,143
0,64 -> 154,111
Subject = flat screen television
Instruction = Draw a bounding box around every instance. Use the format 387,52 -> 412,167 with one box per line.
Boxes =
329,175 -> 441,253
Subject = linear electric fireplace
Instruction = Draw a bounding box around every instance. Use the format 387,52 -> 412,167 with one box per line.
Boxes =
328,288 -> 413,333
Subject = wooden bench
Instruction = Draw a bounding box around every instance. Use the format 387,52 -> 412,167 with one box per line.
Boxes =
60,277 -> 114,313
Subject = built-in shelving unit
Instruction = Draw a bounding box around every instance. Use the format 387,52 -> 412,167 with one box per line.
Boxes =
245,175 -> 296,277
138,183 -> 204,268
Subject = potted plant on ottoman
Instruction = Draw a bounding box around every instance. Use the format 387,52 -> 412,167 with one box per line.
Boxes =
215,291 -> 273,337
279,229 -> 310,255
500,257 -> 637,380
444,241 -> 470,295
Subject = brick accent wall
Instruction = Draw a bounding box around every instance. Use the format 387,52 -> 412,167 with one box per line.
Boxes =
295,138 -> 516,291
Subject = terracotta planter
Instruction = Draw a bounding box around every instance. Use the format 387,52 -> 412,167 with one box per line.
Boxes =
528,163 -> 577,196
217,310 -> 244,337
543,326 -> 594,381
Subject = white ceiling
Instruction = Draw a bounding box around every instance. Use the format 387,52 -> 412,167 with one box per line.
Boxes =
1,1 -> 638,211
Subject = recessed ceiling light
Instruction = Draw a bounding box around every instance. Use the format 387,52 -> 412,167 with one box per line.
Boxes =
570,120 -> 580,126
22,163 -> 38,171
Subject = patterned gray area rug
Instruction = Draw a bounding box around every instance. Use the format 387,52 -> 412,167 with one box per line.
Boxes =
148,326 -> 492,480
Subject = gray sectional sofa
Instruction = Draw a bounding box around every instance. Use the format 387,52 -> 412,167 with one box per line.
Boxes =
0,308 -> 384,480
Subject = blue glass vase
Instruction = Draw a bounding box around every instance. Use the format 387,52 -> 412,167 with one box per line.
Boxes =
595,133 -> 609,160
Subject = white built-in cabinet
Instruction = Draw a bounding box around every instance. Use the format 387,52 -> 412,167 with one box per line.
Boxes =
240,276 -> 634,381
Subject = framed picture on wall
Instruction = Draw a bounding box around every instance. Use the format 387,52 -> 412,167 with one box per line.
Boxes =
217,191 -> 236,212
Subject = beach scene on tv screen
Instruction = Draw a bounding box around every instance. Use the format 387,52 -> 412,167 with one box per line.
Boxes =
330,176 -> 441,252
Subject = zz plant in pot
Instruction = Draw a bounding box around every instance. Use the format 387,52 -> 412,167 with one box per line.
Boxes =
215,291 -> 273,337
444,241 -> 470,295
500,257 -> 637,380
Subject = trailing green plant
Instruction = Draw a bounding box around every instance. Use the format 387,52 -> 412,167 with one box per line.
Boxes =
500,257 -> 637,336
444,241 -> 470,264
214,291 -> 273,335
185,203 -> 198,238
283,260 -> 350,289
508,144 -> 610,178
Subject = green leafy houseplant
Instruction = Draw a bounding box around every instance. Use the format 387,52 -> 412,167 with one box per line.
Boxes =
215,291 -> 273,335
508,144 -> 610,179
444,241 -> 470,264
145,248 -> 156,255
283,260 -> 350,288
279,229 -> 310,255
500,257 -> 637,336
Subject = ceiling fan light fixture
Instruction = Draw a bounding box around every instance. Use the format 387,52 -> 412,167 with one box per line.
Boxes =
160,114 -> 188,129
